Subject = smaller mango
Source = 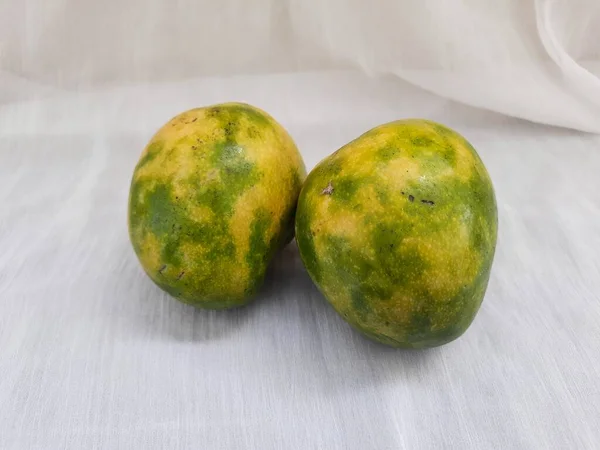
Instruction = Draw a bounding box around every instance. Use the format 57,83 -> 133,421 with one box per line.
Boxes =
128,103 -> 306,309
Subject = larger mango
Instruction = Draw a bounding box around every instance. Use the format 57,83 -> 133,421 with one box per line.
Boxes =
295,119 -> 497,348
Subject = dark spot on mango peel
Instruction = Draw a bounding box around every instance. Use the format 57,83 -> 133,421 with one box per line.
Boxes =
321,181 -> 334,195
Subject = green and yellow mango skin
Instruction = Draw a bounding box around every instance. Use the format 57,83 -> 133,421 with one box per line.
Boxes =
128,103 -> 306,309
295,119 -> 497,348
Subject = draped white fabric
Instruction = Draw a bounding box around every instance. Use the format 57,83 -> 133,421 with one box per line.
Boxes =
1,0 -> 599,131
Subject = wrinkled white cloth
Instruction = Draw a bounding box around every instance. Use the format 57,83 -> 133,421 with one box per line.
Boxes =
1,71 -> 600,449
1,0 -> 599,131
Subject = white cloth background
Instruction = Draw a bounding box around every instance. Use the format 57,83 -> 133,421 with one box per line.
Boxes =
1,1 -> 600,449
1,0 -> 600,131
